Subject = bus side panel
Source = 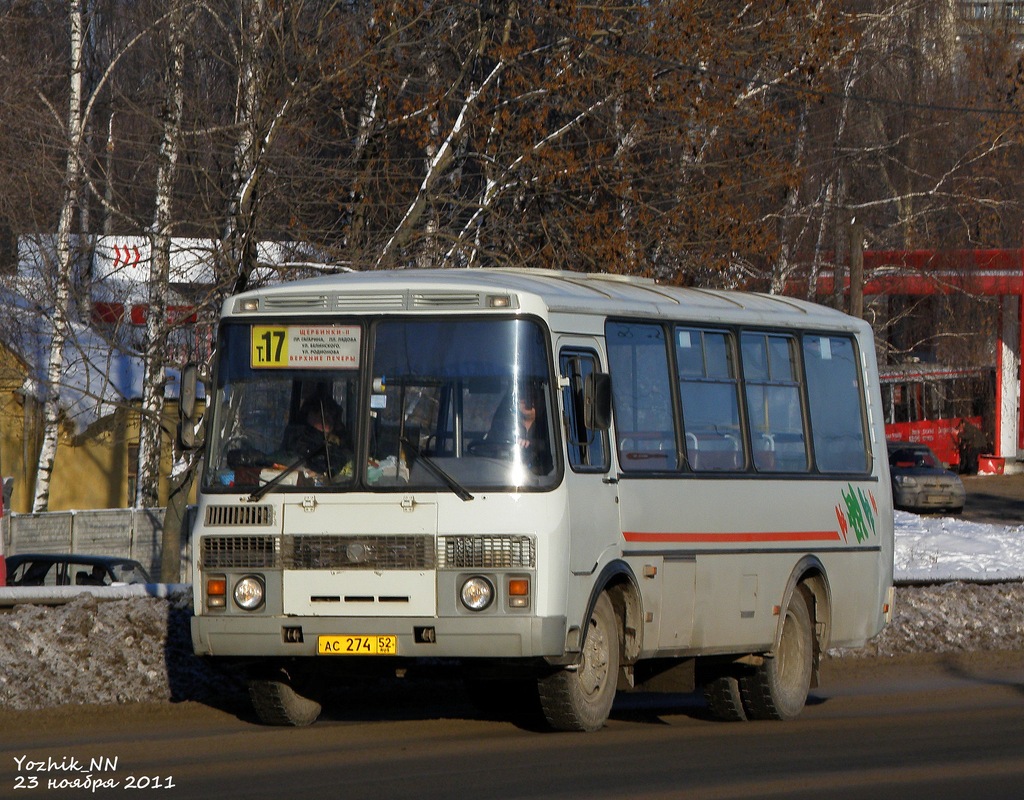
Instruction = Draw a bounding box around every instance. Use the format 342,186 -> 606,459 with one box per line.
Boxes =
618,476 -> 891,657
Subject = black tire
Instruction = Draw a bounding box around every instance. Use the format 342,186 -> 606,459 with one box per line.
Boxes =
248,671 -> 322,726
740,585 -> 814,721
704,672 -> 748,722
537,592 -> 619,732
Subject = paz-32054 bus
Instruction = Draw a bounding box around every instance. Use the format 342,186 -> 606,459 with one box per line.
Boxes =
186,269 -> 894,731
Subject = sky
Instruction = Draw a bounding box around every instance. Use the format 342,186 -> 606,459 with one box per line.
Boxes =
895,510 -> 1024,583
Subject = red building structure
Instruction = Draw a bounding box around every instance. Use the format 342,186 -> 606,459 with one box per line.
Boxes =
806,248 -> 1022,472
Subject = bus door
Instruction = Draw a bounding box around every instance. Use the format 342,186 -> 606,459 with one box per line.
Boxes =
605,320 -> 696,651
558,343 -> 619,576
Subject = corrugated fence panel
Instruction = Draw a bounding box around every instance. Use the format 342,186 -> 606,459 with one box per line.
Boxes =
10,512 -> 75,554
6,507 -> 194,582
73,510 -> 133,557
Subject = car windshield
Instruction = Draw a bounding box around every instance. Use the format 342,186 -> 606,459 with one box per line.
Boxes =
890,447 -> 940,469
203,317 -> 558,494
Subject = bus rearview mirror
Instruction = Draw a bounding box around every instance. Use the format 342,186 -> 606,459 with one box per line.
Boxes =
180,363 -> 199,419
584,372 -> 612,431
178,363 -> 206,450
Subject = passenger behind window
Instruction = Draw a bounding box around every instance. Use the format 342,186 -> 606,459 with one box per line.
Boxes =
77,565 -> 108,586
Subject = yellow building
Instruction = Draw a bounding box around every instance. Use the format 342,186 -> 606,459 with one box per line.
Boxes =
0,340 -> 184,513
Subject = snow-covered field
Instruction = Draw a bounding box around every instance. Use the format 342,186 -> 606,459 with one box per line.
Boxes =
894,510 -> 1024,583
0,512 -> 1021,712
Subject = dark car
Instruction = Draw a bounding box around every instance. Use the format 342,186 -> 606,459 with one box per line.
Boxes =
5,554 -> 152,587
887,441 -> 966,514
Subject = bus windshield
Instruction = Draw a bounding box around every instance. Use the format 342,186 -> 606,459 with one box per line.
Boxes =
203,317 -> 558,494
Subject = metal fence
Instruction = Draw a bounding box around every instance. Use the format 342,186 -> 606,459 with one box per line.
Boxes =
1,507 -> 193,582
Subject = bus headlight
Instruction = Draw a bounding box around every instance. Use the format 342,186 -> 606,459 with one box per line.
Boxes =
460,576 -> 494,611
233,576 -> 265,610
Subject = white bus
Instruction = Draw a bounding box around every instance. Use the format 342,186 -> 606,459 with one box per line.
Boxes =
187,268 -> 894,731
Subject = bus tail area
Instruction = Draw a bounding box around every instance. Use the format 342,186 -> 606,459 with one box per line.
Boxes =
187,268 -> 894,731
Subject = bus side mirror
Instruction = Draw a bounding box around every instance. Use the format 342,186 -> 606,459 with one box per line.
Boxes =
178,363 -> 206,450
180,363 -> 199,419
584,372 -> 611,431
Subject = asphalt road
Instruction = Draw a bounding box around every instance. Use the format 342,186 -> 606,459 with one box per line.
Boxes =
3,651 -> 1023,800
959,472 -> 1024,525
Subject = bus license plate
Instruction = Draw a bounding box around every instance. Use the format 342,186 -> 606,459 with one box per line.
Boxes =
318,635 -> 398,656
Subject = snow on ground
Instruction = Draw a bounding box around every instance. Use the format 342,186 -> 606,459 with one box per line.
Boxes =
0,513 -> 1021,711
894,510 -> 1024,583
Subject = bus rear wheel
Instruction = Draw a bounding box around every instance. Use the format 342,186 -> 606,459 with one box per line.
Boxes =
740,585 -> 814,721
248,667 -> 322,726
538,591 -> 619,732
704,671 -> 748,722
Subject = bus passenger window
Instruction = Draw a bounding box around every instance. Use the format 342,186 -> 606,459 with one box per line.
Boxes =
607,322 -> 678,471
676,328 -> 743,471
741,333 -> 808,473
803,335 -> 870,473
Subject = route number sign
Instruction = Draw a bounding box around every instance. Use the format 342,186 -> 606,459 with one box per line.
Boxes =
250,325 -> 361,369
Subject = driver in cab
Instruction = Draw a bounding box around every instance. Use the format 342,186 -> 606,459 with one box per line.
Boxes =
282,396 -> 353,483
483,384 -> 553,475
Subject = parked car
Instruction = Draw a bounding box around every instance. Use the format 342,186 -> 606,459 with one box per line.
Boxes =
4,554 -> 152,587
887,441 -> 966,514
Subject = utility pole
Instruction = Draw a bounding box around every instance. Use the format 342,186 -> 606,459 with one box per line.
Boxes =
849,221 -> 864,319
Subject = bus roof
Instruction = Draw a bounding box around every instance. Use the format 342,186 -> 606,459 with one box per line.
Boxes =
228,268 -> 864,331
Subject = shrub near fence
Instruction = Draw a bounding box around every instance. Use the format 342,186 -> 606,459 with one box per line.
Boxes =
0,508 -> 191,582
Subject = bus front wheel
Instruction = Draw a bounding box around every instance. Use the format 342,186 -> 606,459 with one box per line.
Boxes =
740,585 -> 814,721
538,591 -> 619,732
248,667 -> 322,726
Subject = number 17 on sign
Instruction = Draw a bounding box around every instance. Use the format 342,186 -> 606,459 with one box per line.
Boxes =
252,326 -> 288,367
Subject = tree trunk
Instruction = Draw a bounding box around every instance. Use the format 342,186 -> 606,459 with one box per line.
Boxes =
33,0 -> 84,513
136,3 -> 186,509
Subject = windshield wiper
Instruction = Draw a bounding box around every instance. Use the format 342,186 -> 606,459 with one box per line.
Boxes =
400,436 -> 474,502
247,444 -> 326,502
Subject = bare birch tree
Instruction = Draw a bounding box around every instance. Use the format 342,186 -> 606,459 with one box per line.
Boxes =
32,0 -> 85,512
135,1 -> 188,509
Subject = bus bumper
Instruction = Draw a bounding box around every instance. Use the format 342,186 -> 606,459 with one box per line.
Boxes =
191,613 -> 567,659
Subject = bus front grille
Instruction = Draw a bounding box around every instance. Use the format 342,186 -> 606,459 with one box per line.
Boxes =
437,535 -> 536,569
201,535 -> 279,568
287,535 -> 435,570
200,534 -> 435,570
204,504 -> 274,527
200,534 -> 534,570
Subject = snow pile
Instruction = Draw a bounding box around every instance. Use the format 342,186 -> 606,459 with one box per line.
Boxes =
833,582 -> 1024,658
0,594 -> 243,712
0,583 -> 1020,712
0,511 -> 1022,712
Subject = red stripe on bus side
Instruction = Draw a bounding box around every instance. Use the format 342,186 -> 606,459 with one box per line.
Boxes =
622,530 -> 842,543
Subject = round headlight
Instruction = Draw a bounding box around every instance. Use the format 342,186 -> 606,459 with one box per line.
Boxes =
233,576 -> 265,610
460,576 -> 494,611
